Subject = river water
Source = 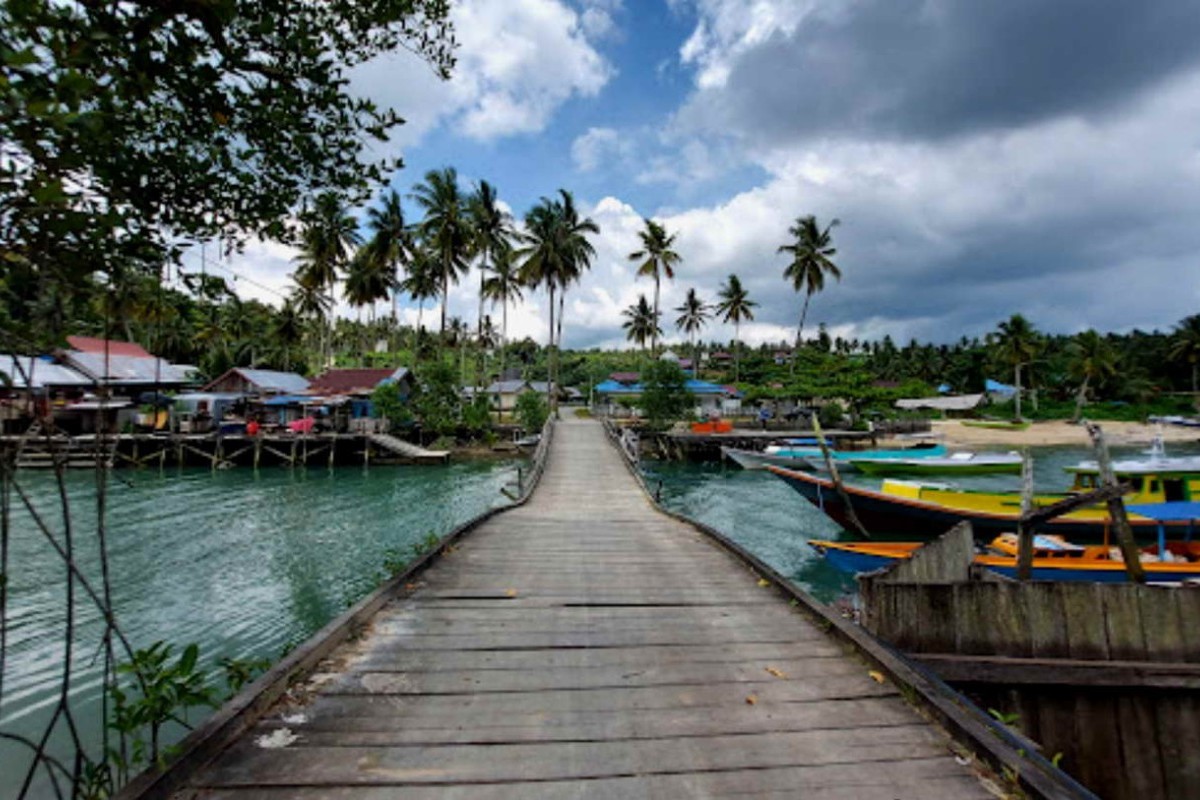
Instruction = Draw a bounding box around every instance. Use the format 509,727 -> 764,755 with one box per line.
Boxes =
1,461 -> 518,798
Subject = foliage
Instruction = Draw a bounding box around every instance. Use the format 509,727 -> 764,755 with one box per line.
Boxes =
1,0 -> 455,347
622,295 -> 661,352
218,656 -> 272,695
413,361 -> 461,435
515,390 -> 549,432
818,400 -> 847,428
639,361 -> 693,431
628,218 -> 681,353
461,396 -> 493,436
371,380 -> 411,432
108,642 -> 218,778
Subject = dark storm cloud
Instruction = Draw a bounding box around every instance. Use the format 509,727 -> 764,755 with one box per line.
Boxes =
682,0 -> 1200,142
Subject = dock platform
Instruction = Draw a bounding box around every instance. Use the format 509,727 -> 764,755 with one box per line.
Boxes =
158,418 -> 996,798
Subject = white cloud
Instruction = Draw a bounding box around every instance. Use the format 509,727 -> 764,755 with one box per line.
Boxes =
571,127 -> 631,172
351,0 -> 612,148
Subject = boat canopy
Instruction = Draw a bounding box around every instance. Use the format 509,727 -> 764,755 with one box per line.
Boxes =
1126,502 -> 1200,522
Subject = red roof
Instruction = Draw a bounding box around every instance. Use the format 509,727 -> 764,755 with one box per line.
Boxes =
308,368 -> 400,395
66,336 -> 152,358
610,372 -> 640,383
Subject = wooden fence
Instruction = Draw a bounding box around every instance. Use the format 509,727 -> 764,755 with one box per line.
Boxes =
861,557 -> 1200,799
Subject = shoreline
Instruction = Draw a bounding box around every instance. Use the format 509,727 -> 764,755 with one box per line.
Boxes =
928,419 -> 1200,449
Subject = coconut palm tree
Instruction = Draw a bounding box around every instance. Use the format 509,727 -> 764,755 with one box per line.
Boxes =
778,215 -> 840,376
400,246 -> 442,359
989,314 -> 1040,420
468,180 -> 512,388
628,218 -> 681,356
1169,314 -> 1200,402
674,288 -> 710,378
294,193 -> 360,366
411,167 -> 472,338
482,244 -> 524,385
517,190 -> 599,414
271,300 -> 305,372
622,295 -> 660,356
344,247 -> 395,324
365,189 -> 412,323
1067,329 -> 1118,423
715,274 -> 757,383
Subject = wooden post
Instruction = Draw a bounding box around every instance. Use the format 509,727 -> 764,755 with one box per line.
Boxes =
253,437 -> 261,470
1085,422 -> 1145,583
328,437 -> 336,470
1016,451 -> 1035,580
812,416 -> 872,539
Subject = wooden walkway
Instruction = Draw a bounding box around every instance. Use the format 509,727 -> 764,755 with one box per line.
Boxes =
182,418 -> 990,798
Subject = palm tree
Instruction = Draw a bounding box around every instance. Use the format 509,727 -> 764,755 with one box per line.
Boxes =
715,274 -> 757,383
622,295 -> 660,355
344,247 -> 395,324
628,218 -> 681,356
411,167 -> 472,338
365,189 -> 412,323
1067,330 -> 1118,423
674,288 -> 710,378
271,300 -> 305,372
989,314 -> 1040,420
400,246 -> 442,358
294,193 -> 361,366
778,215 -> 840,375
468,180 -> 512,389
517,190 -> 599,414
1169,315 -> 1200,402
482,244 -> 523,385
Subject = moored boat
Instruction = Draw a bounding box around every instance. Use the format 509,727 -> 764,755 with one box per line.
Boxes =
961,419 -> 1031,431
848,451 -> 1023,476
769,465 -> 1196,541
763,439 -> 947,472
810,533 -> 1200,583
720,446 -> 816,471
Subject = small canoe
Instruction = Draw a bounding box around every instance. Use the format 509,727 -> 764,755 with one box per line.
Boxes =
961,419 -> 1031,431
849,451 -> 1023,476
721,446 -> 816,471
810,534 -> 1200,583
765,441 -> 947,472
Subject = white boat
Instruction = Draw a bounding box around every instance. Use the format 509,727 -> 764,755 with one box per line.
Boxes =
720,446 -> 817,471
1066,435 -> 1200,479
847,451 -> 1024,476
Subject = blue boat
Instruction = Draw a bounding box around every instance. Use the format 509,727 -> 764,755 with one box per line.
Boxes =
764,440 -> 946,471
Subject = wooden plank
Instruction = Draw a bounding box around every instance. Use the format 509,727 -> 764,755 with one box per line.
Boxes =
914,653 -> 1200,689
256,696 -> 924,745
198,726 -> 952,787
190,760 -> 991,800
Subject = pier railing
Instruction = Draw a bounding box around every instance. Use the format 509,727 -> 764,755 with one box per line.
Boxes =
110,416 -> 556,800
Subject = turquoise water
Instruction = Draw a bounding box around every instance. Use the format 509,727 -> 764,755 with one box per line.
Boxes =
0,461 -> 518,798
642,441 -> 1200,603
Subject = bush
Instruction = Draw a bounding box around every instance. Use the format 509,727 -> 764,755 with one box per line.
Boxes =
371,381 -> 410,432
462,396 -> 493,437
515,391 -> 549,432
818,400 -> 847,429
413,362 -> 461,435
640,361 -> 693,431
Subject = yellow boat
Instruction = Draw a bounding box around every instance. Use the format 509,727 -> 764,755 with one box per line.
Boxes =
770,466 -> 1200,541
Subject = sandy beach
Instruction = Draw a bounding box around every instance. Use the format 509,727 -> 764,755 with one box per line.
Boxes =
930,419 -> 1200,448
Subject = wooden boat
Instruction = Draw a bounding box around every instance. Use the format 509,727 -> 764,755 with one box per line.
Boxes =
768,466 -> 1197,541
961,419 -> 1031,431
810,534 -> 1200,583
763,440 -> 947,472
720,446 -> 816,471
849,451 -> 1023,476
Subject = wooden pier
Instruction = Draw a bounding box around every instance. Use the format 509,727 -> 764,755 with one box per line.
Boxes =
124,418 -> 1083,799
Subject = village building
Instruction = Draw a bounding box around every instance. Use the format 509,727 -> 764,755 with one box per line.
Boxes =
203,367 -> 310,397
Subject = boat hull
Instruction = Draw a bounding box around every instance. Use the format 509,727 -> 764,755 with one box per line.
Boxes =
720,447 -> 815,471
770,466 -> 1192,542
851,456 -> 1022,476
811,541 -> 1200,583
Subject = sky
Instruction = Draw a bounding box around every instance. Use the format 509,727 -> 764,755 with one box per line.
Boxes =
210,0 -> 1200,351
